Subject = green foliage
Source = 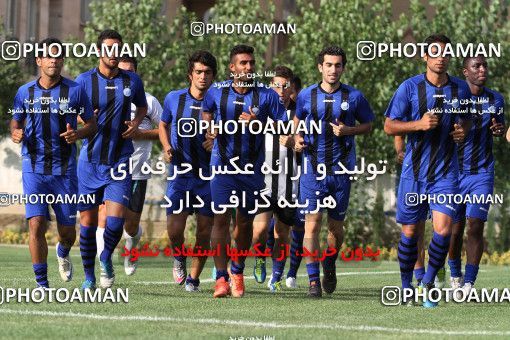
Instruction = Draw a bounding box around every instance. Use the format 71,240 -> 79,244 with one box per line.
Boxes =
64,0 -> 200,101
0,23 -> 27,134
15,0 -> 510,250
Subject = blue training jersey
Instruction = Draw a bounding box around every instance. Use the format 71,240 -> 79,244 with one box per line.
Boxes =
385,73 -> 471,182
75,68 -> 147,165
12,76 -> 93,175
161,88 -> 211,177
296,82 -> 375,174
202,80 -> 287,172
457,88 -> 505,175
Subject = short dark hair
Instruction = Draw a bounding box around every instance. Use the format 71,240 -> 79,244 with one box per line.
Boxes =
119,56 -> 138,71
229,44 -> 254,62
188,50 -> 218,77
37,37 -> 63,58
273,65 -> 294,81
463,55 -> 486,69
424,34 -> 451,47
291,75 -> 301,92
316,46 -> 347,66
97,29 -> 123,46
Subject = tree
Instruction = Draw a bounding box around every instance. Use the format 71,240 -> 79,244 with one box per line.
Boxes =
0,24 -> 27,134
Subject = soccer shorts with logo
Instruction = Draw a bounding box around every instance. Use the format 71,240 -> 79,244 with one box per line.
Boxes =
453,172 -> 494,223
165,176 -> 213,217
299,172 -> 351,221
396,176 -> 459,224
22,172 -> 78,225
210,173 -> 264,217
77,159 -> 132,211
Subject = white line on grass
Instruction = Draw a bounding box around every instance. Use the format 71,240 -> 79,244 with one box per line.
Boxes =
0,308 -> 509,336
133,270 -> 401,285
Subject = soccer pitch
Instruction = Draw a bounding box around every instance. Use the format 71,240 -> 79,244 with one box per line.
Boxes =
1,244 -> 509,339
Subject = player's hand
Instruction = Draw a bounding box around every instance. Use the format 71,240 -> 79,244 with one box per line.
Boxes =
396,150 -> 405,165
419,112 -> 439,131
59,123 -> 78,144
206,128 -> 218,140
239,106 -> 257,122
293,134 -> 307,152
329,119 -> 348,137
450,123 -> 466,143
490,118 -> 505,136
11,128 -> 24,143
202,138 -> 213,152
122,120 -> 139,138
163,146 -> 173,163
279,135 -> 294,148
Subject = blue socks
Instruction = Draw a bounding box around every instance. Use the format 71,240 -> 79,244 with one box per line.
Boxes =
422,232 -> 451,285
57,243 -> 71,258
398,233 -> 418,289
287,229 -> 304,278
266,218 -> 275,251
80,225 -> 97,282
322,246 -> 339,272
448,258 -> 462,278
216,269 -> 229,281
230,260 -> 245,275
100,216 -> 124,262
306,262 -> 320,284
272,258 -> 286,282
186,275 -> 199,286
33,263 -> 48,287
174,255 -> 186,264
464,263 -> 479,284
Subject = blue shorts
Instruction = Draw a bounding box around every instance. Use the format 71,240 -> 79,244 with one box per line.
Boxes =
22,172 -> 77,225
299,173 -> 351,221
165,176 -> 213,217
77,159 -> 132,211
454,173 -> 494,223
210,174 -> 264,217
396,176 -> 459,225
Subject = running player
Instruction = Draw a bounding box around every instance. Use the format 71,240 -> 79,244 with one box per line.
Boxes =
393,136 -> 427,287
251,65 -> 302,292
384,34 -> 471,307
293,46 -> 375,298
448,56 -> 505,295
75,29 -> 148,290
159,50 -> 217,292
10,38 -> 96,287
96,56 -> 162,276
202,44 -> 287,298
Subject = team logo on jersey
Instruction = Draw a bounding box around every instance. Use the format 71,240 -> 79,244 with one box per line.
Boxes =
451,98 -> 459,108
488,105 -> 496,114
341,101 -> 349,111
123,87 -> 132,97
59,102 -> 68,111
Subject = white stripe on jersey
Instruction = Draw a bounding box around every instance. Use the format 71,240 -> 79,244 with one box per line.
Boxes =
262,107 -> 299,202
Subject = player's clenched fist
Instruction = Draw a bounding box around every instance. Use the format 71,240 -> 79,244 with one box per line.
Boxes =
11,128 -> 24,143
450,123 -> 466,143
293,134 -> 307,152
202,138 -> 213,152
163,146 -> 173,163
419,112 -> 439,131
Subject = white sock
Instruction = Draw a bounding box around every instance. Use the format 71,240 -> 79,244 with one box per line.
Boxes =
123,225 -> 142,250
96,227 -> 105,259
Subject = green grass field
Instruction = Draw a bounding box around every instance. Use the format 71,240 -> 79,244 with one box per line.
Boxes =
1,244 -> 509,339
